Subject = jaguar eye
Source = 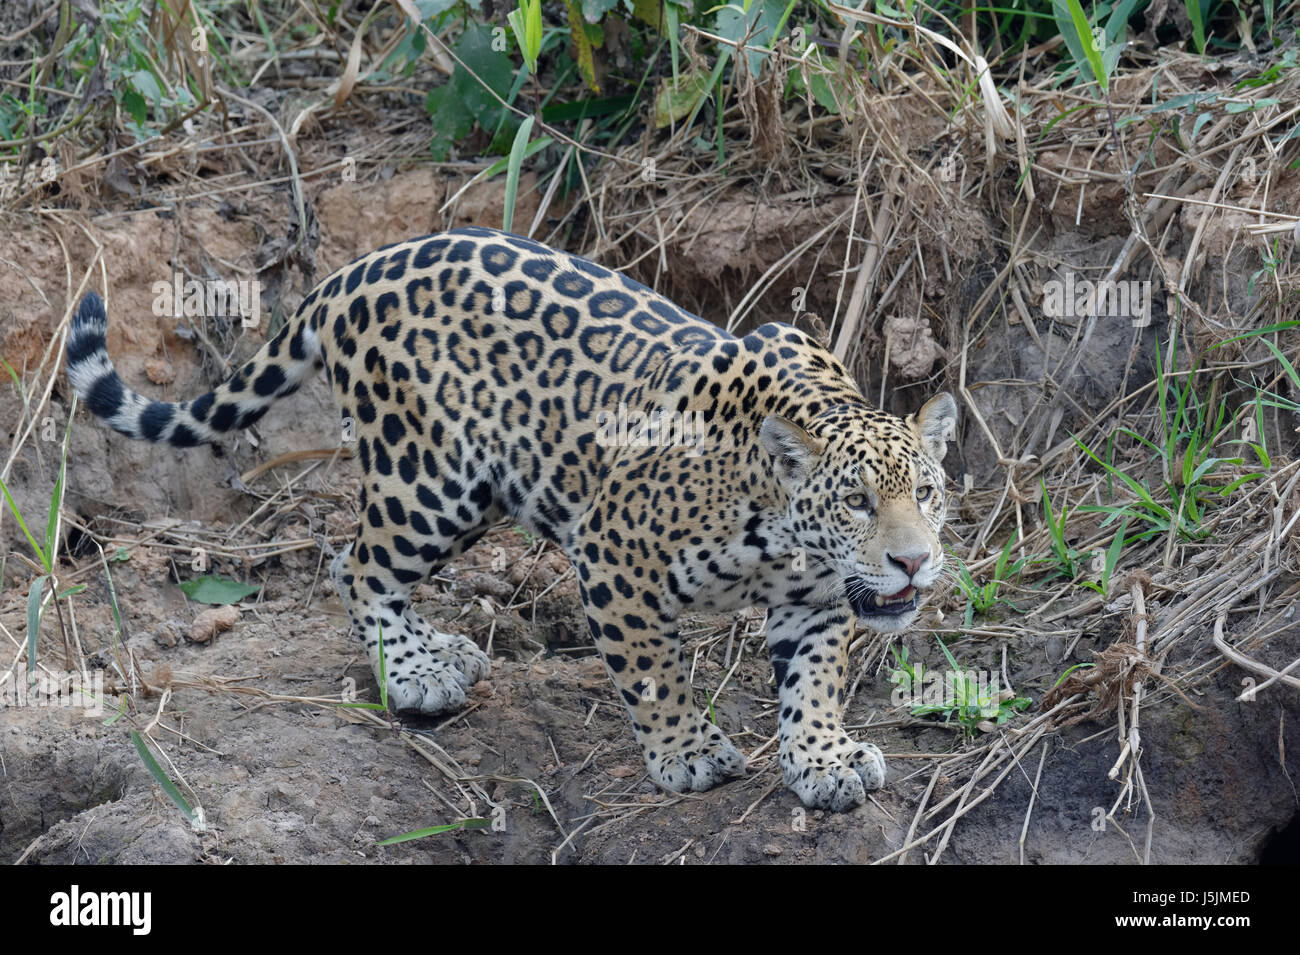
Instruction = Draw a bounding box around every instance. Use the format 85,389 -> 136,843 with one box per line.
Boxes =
845,492 -> 871,511
916,485 -> 934,503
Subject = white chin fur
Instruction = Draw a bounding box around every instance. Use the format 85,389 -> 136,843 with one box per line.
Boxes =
854,609 -> 918,633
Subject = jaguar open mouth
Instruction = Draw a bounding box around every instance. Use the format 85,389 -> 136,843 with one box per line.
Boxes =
846,580 -> 919,619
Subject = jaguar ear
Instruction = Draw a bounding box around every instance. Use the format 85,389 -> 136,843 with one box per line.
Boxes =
911,392 -> 958,461
760,415 -> 824,487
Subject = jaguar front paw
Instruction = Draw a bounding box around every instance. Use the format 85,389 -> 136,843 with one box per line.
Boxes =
420,628 -> 492,685
385,654 -> 470,714
782,741 -> 885,811
644,722 -> 747,794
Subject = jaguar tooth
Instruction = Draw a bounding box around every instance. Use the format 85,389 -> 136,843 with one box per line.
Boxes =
874,594 -> 885,607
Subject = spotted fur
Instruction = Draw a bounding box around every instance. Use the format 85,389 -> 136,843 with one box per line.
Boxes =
65,227 -> 957,810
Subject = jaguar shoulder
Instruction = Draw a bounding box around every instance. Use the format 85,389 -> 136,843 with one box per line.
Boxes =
66,226 -> 957,811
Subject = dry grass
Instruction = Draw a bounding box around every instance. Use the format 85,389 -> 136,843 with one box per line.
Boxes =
1,8 -> 1297,863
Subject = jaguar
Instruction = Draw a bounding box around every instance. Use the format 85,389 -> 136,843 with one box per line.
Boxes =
65,226 -> 957,811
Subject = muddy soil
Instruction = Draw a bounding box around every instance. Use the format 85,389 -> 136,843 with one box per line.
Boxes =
5,521 -> 1296,864
2,170 -> 1297,865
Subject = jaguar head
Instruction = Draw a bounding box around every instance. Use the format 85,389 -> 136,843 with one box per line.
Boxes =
761,392 -> 958,632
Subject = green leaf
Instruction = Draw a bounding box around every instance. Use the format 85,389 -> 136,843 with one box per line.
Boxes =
1218,472 -> 1264,496
1185,0 -> 1206,54
716,0 -> 785,78
934,635 -> 962,674
26,575 -> 46,678
502,115 -> 534,233
426,84 -> 475,160
0,475 -> 46,569
1190,111 -> 1214,141
566,0 -> 599,92
630,0 -> 663,28
121,89 -> 147,127
129,69 -> 165,103
1151,92 -> 1218,112
541,95 -> 634,123
1225,99 -> 1277,114
580,0 -> 620,21
454,22 -> 517,133
1100,519 -> 1128,595
131,731 -> 196,821
414,0 -> 463,16
654,69 -> 712,128
1053,662 -> 1094,689
1055,0 -> 1108,92
98,547 -> 125,639
508,0 -> 543,74
790,46 -> 851,115
0,356 -> 21,391
474,135 -> 552,182
376,817 -> 491,845
1213,325 -> 1300,391
103,695 -> 128,726
177,574 -> 261,605
378,621 -> 388,711
45,425 -> 69,568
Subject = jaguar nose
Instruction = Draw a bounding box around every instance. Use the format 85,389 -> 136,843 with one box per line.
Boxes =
887,552 -> 928,579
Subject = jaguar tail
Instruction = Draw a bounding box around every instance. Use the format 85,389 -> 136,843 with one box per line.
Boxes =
65,291 -> 321,447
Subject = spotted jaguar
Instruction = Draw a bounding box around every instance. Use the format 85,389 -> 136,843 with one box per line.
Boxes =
66,226 -> 957,811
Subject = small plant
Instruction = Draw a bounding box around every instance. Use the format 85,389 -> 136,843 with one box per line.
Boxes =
1078,518 -> 1129,598
1039,480 -> 1088,580
1248,237 -> 1284,296
950,536 -> 1028,626
0,405 -> 74,680
507,0 -> 543,76
890,640 -> 1031,737
1217,321 -> 1300,427
1076,335 -> 1266,542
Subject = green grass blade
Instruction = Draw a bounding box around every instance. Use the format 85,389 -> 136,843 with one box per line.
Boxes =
44,439 -> 68,570
0,476 -> 47,568
1218,472 -> 1265,495
1057,0 -> 1108,92
665,0 -> 681,86
378,621 -> 388,711
1052,662 -> 1095,689
475,135 -> 553,182
1073,437 -> 1171,519
1185,0 -> 1206,54
1101,519 -> 1128,594
1233,336 -> 1298,392
0,356 -> 20,392
935,635 -> 962,674
376,817 -> 491,846
502,115 -> 535,234
130,730 -> 196,821
26,574 -> 46,678
993,534 -> 1016,580
96,545 -> 125,640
